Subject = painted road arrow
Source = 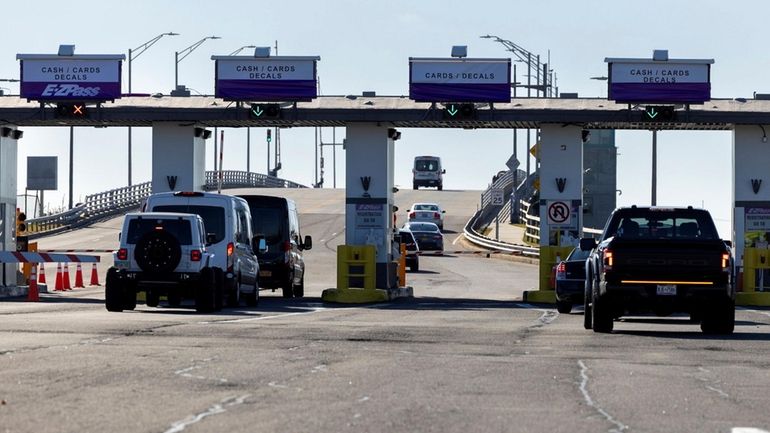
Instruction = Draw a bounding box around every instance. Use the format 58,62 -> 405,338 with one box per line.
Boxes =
447,105 -> 458,116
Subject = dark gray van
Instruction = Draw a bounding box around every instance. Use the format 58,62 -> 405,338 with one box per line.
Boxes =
237,195 -> 312,298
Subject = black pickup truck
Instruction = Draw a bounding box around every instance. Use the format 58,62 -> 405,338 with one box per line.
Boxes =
581,206 -> 734,334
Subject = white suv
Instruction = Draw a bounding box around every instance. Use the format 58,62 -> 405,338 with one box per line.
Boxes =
143,191 -> 263,308
107,212 -> 220,313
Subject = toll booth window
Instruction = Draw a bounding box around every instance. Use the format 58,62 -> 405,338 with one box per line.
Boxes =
152,205 -> 225,243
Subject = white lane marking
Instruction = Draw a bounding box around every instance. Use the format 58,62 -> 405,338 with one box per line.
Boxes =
197,304 -> 332,324
732,429 -> 770,433
738,307 -> 770,319
311,364 -> 328,373
173,358 -> 227,383
706,385 -> 729,398
164,394 -> 251,433
268,381 -> 288,389
358,396 -> 370,403
452,233 -> 465,245
514,303 -> 559,327
578,360 -> 628,433
694,367 -> 729,399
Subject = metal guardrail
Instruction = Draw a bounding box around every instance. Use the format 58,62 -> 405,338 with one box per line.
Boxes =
26,170 -> 306,239
462,210 -> 540,257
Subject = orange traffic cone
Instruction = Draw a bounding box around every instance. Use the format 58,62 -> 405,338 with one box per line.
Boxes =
38,262 -> 47,285
63,264 -> 71,290
27,264 -> 39,302
55,263 -> 64,291
89,263 -> 100,286
74,263 -> 84,288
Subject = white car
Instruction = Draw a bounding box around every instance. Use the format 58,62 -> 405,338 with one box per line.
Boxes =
407,202 -> 445,231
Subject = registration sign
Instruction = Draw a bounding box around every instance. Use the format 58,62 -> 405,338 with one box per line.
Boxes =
656,284 -> 677,296
606,57 -> 713,103
17,54 -> 124,101
409,57 -> 511,102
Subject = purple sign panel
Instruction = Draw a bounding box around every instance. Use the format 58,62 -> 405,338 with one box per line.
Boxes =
17,56 -> 123,101
213,56 -> 319,101
607,60 -> 712,103
409,58 -> 511,102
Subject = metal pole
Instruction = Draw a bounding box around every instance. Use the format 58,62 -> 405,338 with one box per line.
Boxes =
527,53 -> 532,98
314,127 -> 318,187
526,129 -> 531,177
513,64 -> 517,98
652,130 -> 657,206
332,127 -> 336,188
267,129 -> 270,174
174,51 -> 179,88
246,127 -> 250,173
69,126 -> 74,209
128,48 -> 132,186
213,127 -> 218,172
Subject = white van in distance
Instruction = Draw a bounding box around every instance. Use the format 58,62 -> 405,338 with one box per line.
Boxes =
412,156 -> 445,190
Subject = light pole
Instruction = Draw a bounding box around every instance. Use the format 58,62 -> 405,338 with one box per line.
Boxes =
590,76 -> 608,98
229,45 -> 256,56
127,32 -> 178,186
175,36 -> 221,88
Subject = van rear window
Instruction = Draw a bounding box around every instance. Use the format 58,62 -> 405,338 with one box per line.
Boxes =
126,218 -> 192,245
415,160 -> 439,171
152,205 -> 225,243
250,207 -> 285,247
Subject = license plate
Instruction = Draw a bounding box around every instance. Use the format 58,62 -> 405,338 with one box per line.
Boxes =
259,270 -> 272,277
656,284 -> 677,296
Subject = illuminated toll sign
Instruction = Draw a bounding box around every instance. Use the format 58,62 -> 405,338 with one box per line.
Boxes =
16,53 -> 125,102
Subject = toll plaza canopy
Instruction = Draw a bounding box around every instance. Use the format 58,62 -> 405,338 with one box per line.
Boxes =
1,95 -> 770,129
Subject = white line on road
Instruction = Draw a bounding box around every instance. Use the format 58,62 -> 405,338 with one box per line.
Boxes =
732,429 -> 770,433
164,394 -> 251,433
514,303 -> 559,327
577,360 -> 628,433
197,305 -> 332,324
452,233 -> 465,245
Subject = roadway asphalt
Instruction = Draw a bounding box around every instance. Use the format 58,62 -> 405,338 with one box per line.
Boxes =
2,188 -> 770,432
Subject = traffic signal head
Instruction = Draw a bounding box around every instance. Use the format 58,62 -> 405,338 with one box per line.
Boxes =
643,105 -> 676,123
443,103 -> 477,120
250,103 -> 281,119
15,208 -> 27,236
55,102 -> 88,118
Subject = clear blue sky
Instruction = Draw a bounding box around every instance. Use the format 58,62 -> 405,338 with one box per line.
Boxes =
2,0 -> 761,236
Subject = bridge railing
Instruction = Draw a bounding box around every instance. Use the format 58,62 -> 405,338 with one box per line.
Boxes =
25,170 -> 306,239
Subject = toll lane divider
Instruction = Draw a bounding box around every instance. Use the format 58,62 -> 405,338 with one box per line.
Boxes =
0,251 -> 100,263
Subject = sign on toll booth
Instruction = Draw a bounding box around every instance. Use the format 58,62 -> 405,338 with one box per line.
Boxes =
16,48 -> 124,102
212,54 -> 320,101
605,50 -> 713,104
409,57 -> 511,102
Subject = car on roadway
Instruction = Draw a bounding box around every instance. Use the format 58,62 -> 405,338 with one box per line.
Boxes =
554,247 -> 591,314
402,222 -> 444,252
107,212 -> 219,312
398,228 -> 420,272
407,202 -> 445,231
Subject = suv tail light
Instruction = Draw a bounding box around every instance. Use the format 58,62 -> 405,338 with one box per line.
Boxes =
117,248 -> 128,260
556,262 -> 566,280
190,249 -> 202,262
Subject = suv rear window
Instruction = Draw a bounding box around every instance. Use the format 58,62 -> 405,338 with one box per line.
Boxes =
126,218 -> 192,245
152,205 -> 226,243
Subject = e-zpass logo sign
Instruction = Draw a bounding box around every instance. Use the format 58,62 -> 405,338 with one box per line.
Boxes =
41,84 -> 101,97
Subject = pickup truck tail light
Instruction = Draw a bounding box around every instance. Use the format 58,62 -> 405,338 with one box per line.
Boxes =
556,262 -> 566,280
117,248 -> 128,261
190,250 -> 202,262
721,252 -> 730,270
604,250 -> 614,270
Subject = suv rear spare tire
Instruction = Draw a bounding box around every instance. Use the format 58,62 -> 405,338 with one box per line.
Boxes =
134,230 -> 182,274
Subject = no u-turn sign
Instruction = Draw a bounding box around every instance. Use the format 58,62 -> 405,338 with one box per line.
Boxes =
547,201 -> 571,226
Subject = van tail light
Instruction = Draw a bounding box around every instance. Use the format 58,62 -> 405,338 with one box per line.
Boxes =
604,250 -> 614,270
190,250 -> 202,262
227,242 -> 235,272
556,262 -> 566,280
721,252 -> 730,270
117,248 -> 128,260
434,212 -> 440,219
227,242 -> 234,257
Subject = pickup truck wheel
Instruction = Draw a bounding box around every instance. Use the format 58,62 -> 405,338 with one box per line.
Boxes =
556,300 -> 572,314
105,268 -> 124,312
213,268 -> 224,311
592,290 -> 614,333
701,299 -> 735,334
583,275 -> 593,329
146,290 -> 160,308
195,267 -> 215,313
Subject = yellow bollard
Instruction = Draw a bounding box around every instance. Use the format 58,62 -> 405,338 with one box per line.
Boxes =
324,245 -> 388,303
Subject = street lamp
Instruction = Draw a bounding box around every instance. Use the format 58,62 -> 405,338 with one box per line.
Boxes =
127,32 -> 178,186
175,36 -> 221,88
229,45 -> 256,56
590,76 -> 608,98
